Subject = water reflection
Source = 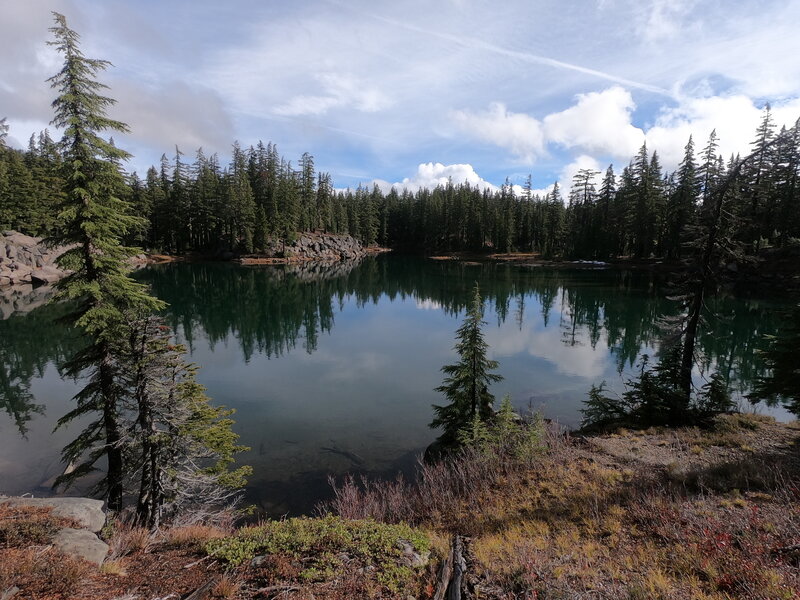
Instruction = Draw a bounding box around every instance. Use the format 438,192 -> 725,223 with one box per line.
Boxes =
0,257 -> 788,514
0,286 -> 77,436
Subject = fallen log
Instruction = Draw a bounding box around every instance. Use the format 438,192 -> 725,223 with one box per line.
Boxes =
182,579 -> 217,600
433,537 -> 454,600
448,535 -> 467,600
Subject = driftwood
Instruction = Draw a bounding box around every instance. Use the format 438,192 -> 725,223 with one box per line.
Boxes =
433,538 -> 454,600
182,579 -> 217,600
448,536 -> 467,600
434,535 -> 469,600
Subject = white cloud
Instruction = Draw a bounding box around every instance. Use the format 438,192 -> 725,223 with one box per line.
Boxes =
647,95 -> 800,169
453,87 -> 800,187
486,315 -> 611,379
452,103 -> 545,164
543,86 -> 645,159
415,299 -> 442,310
634,0 -> 699,43
372,162 -> 500,193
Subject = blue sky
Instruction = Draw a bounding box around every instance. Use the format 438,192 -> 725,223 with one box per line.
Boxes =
3,0 -> 800,195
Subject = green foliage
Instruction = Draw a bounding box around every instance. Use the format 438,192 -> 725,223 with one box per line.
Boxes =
46,12 -> 165,509
5,101 -> 799,261
458,394 -> 546,461
431,283 -> 502,446
205,516 -> 428,592
43,14 -> 248,523
582,349 -> 735,431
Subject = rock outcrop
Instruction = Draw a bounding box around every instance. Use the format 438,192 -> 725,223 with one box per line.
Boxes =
0,231 -> 68,287
254,232 -> 366,262
0,496 -> 109,565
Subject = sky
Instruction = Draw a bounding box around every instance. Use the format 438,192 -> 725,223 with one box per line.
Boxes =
3,0 -> 800,196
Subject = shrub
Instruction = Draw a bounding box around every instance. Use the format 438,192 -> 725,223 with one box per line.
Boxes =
205,516 -> 429,594
582,351 -> 735,432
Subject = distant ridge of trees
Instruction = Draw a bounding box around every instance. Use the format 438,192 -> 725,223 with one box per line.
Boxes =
1,107 -> 799,261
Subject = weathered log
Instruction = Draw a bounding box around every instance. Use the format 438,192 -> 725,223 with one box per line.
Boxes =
448,535 -> 467,600
433,537 -> 454,600
182,579 -> 217,600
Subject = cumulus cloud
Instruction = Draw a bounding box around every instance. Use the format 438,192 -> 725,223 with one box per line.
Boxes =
453,87 -> 644,168
454,86 -> 800,190
647,95 -> 800,169
543,86 -> 645,159
372,162 -> 500,193
452,103 -> 545,164
485,314 -> 611,379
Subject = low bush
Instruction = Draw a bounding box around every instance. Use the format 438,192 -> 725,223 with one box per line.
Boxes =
205,515 -> 430,594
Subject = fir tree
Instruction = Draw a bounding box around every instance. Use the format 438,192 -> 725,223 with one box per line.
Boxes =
431,284 -> 502,446
46,12 -> 164,510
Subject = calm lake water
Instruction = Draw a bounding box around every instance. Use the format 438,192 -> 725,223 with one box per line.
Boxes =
0,256 -> 792,514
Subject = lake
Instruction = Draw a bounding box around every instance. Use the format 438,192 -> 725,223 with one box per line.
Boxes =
0,256 -> 792,514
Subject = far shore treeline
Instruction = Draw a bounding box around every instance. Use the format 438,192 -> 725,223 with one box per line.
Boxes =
1,109 -> 799,262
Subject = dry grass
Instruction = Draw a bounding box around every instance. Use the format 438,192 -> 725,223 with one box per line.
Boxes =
0,504 -> 78,548
99,559 -> 128,576
107,524 -> 152,559
211,574 -> 241,598
0,546 -> 91,597
323,419 -> 800,599
166,523 -> 228,548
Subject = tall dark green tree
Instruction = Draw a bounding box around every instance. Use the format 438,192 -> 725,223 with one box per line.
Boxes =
431,284 -> 502,446
663,136 -> 699,259
46,12 -> 164,510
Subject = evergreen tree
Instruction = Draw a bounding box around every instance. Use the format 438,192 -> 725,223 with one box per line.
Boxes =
431,284 -> 502,446
46,12 -> 164,510
125,316 -> 250,528
664,136 -> 699,259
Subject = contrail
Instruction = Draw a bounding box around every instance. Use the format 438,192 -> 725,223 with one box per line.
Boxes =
327,1 -> 670,97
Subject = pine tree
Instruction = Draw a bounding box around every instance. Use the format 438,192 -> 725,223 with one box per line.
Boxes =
431,284 -> 502,446
46,12 -> 164,510
664,136 -> 699,259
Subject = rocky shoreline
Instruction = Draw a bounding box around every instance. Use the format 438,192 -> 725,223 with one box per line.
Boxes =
0,231 -> 67,287
239,232 -> 367,264
1,231 -> 369,289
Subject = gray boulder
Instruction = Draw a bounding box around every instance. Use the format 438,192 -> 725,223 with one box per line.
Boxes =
0,497 -> 106,533
30,266 -> 63,285
52,528 -> 109,565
